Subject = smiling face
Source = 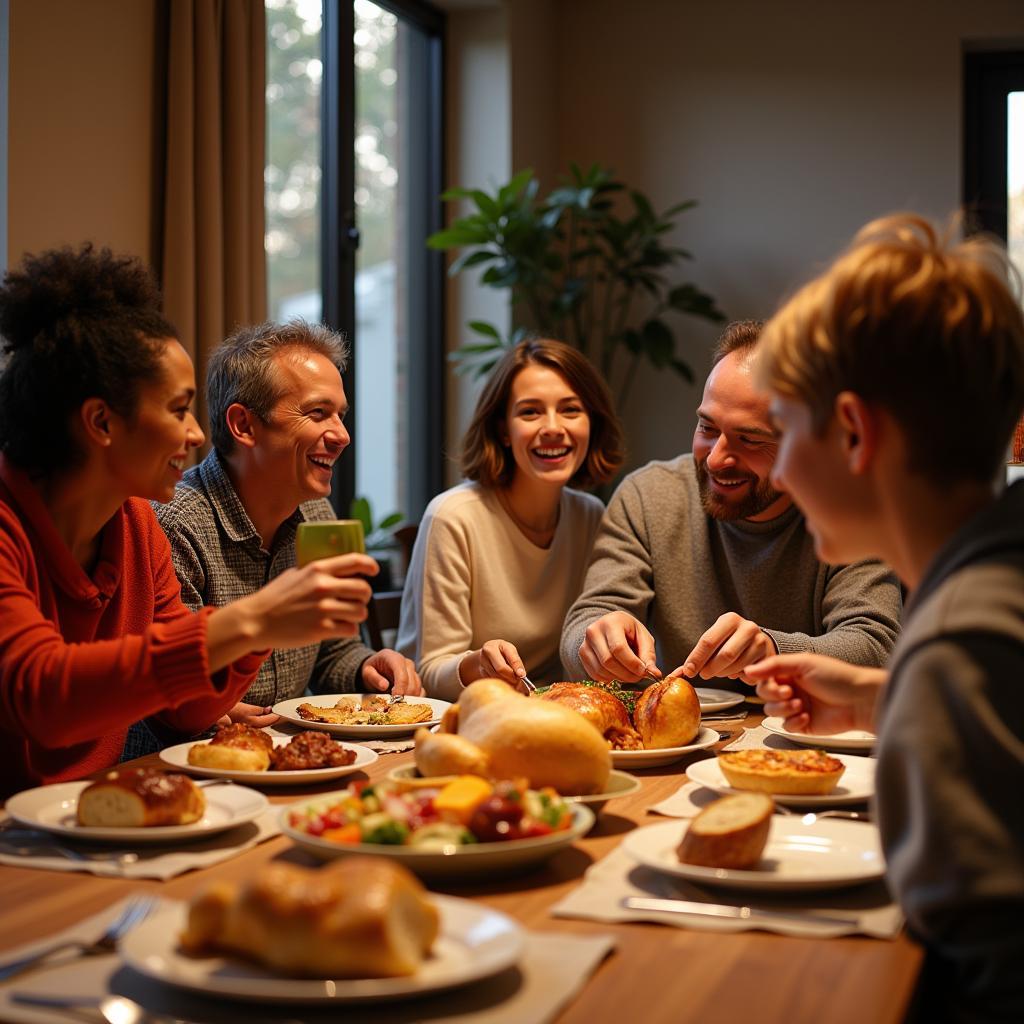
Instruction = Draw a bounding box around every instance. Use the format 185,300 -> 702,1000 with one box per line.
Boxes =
692,350 -> 790,522
248,347 -> 350,507
768,393 -> 881,566
502,363 -> 591,490
109,339 -> 204,502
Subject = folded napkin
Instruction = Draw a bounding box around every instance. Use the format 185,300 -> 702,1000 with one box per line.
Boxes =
0,898 -> 615,1024
0,810 -> 280,880
551,844 -> 902,940
648,781 -> 722,818
720,724 -> 799,751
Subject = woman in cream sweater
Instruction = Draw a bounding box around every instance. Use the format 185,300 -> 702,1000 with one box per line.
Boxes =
398,339 -> 624,701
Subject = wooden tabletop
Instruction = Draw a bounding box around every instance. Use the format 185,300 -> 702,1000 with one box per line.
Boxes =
0,716 -> 923,1023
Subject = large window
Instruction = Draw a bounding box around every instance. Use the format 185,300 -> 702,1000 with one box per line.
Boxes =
964,51 -> 1024,274
265,0 -> 444,526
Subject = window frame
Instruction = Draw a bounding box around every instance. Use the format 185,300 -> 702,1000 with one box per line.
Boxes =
321,0 -> 446,519
963,50 -> 1024,240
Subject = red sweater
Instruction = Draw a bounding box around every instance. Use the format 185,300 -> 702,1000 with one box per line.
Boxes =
0,456 -> 266,797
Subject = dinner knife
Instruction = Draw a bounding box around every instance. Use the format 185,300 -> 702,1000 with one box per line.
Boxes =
622,896 -> 858,928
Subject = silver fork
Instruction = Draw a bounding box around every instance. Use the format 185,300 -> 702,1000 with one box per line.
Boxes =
0,894 -> 157,980
520,674 -> 538,693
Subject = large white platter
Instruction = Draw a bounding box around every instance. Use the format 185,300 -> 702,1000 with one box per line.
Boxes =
685,754 -> 875,808
623,817 -> 884,892
611,726 -> 720,770
5,781 -> 267,844
159,736 -> 378,786
272,695 -> 451,738
386,764 -> 641,817
280,798 -> 593,879
761,716 -> 876,752
120,897 -> 524,1004
695,688 -> 746,712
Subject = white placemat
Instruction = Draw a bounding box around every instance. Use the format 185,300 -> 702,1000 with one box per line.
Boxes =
551,845 -> 902,940
0,810 -> 280,880
0,898 -> 615,1024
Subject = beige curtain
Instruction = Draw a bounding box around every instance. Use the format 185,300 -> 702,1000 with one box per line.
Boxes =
160,0 -> 266,442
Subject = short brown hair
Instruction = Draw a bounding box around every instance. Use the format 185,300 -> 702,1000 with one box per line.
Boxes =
758,213 -> 1024,485
711,319 -> 764,366
461,338 -> 625,489
206,319 -> 348,455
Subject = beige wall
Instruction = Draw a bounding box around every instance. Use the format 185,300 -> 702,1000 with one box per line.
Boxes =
494,0 -> 1024,470
7,0 -> 159,268
443,5 -> 512,483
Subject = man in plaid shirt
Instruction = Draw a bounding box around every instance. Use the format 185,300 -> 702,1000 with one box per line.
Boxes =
153,319 -> 422,732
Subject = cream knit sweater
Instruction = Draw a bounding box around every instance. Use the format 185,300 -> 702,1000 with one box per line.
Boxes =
398,482 -> 604,701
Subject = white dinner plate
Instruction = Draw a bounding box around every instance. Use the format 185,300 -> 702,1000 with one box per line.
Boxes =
695,688 -> 746,712
272,695 -> 451,738
761,716 -> 877,752
280,799 -> 594,879
623,817 -> 884,891
159,737 -> 378,786
120,897 -> 524,1004
685,754 -> 875,808
611,726 -> 720,769
5,781 -> 267,844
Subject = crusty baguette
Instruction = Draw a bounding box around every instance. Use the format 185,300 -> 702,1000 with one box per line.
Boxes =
180,856 -> 439,978
718,749 -> 845,795
677,793 -> 773,869
414,728 -> 491,779
633,676 -> 701,748
454,679 -> 611,795
77,768 -> 205,827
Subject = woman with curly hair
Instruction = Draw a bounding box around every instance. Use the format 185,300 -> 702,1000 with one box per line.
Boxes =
398,338 -> 624,700
0,245 -> 376,797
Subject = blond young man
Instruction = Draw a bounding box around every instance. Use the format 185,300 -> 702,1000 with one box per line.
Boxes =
746,214 -> 1024,1020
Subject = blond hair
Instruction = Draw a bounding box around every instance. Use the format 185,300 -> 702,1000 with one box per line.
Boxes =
758,213 -> 1024,484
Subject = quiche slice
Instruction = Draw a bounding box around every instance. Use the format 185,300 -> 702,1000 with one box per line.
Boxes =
717,748 -> 845,795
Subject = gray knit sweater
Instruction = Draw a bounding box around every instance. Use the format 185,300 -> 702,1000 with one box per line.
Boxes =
560,455 -> 901,681
875,482 -> 1024,1018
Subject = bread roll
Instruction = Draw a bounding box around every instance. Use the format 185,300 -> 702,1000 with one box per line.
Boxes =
634,676 -> 701,748
677,793 -> 773,869
414,728 -> 491,778
180,856 -> 440,978
454,679 -> 611,795
717,749 -> 845,795
188,742 -> 270,772
77,768 -> 205,827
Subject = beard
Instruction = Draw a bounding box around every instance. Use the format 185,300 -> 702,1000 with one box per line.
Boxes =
695,457 -> 784,521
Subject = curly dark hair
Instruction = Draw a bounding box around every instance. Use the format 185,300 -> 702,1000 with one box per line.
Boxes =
0,244 -> 177,476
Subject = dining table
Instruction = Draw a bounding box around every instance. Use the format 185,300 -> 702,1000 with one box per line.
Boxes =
0,708 -> 924,1023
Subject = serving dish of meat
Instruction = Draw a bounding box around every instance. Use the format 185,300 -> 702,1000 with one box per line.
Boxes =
160,727 -> 377,786
532,679 -> 719,767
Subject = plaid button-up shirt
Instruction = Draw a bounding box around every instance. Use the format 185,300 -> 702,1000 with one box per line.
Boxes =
153,450 -> 371,707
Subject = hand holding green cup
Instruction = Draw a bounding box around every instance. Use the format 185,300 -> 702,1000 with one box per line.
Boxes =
295,519 -> 366,567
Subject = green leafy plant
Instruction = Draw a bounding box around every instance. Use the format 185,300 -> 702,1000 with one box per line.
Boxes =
349,496 -> 404,553
427,163 -> 726,407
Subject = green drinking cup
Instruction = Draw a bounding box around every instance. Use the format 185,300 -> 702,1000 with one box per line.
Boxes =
295,520 -> 366,566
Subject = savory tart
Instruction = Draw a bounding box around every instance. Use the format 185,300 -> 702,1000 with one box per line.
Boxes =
717,749 -> 845,795
677,792 -> 773,869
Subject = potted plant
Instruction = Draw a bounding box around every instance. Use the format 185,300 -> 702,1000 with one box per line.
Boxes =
427,163 -> 726,408
349,496 -> 404,592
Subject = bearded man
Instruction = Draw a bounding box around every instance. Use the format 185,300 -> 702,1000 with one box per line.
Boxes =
560,320 -> 902,687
